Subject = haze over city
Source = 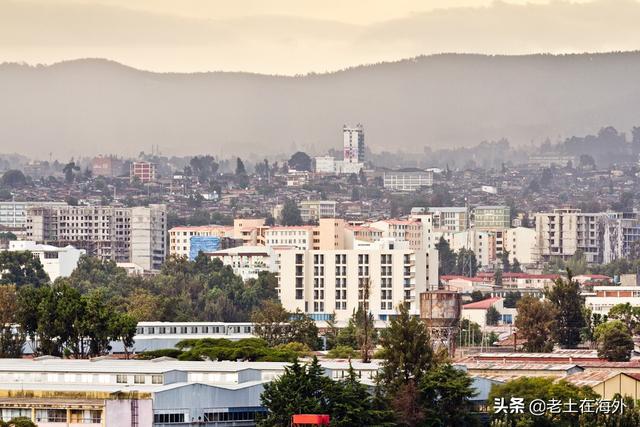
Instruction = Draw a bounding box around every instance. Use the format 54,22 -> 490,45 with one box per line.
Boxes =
0,0 -> 638,74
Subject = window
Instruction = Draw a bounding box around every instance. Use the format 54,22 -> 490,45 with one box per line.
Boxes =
154,413 -> 185,423
116,374 -> 128,384
134,375 -> 146,384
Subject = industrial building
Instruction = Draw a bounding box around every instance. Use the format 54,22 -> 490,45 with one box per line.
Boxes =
0,358 -> 381,427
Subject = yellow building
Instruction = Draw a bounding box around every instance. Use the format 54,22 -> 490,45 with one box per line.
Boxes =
564,371 -> 640,401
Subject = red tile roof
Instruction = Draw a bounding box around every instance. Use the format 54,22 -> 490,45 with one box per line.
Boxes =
462,297 -> 502,309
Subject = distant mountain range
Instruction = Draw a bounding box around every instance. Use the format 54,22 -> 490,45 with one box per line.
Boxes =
2,52 -> 640,159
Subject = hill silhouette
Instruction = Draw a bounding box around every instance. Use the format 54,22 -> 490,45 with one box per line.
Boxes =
2,52 -> 640,159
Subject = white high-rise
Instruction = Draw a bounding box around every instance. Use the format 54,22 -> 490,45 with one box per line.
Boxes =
343,124 -> 365,164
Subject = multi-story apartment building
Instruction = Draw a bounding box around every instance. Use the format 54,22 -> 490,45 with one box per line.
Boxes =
418,207 -> 468,232
383,169 -> 434,192
369,219 -> 424,251
264,226 -> 314,250
299,200 -> 337,223
473,206 -> 511,231
585,286 -> 640,316
278,248 -> 436,322
26,204 -> 167,270
534,208 -> 603,263
169,225 -> 233,258
130,161 -> 157,183
207,245 -> 277,280
535,209 -> 640,264
233,218 -> 267,245
601,212 -> 640,262
91,155 -> 116,177
0,201 -> 67,236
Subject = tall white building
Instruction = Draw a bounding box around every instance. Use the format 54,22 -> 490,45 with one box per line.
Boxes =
278,248 -> 436,322
26,204 -> 167,270
343,124 -> 365,164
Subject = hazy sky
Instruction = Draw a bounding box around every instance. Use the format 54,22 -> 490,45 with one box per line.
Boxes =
0,0 -> 636,74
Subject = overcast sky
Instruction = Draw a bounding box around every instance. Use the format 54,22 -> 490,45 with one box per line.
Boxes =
0,0 -> 636,74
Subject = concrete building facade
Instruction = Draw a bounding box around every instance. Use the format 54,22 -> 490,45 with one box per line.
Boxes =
25,204 -> 167,271
277,249 -> 433,322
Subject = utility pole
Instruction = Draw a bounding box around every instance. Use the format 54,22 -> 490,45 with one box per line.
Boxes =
360,277 -> 372,363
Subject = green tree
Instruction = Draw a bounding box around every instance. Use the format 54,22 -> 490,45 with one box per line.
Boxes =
1,169 -> 26,187
436,237 -> 456,276
607,303 -> 640,334
489,377 -> 597,427
486,306 -> 501,326
500,250 -> 511,272
594,320 -> 634,362
565,251 -> 587,275
327,345 -> 358,359
494,268 -> 503,287
288,151 -> 312,171
289,310 -> 320,350
378,304 -> 433,393
0,251 -> 49,287
511,258 -> 522,273
420,363 -> 478,426
455,248 -> 479,277
1,418 -> 38,427
503,291 -> 521,309
235,157 -> 247,175
259,357 -> 332,426
470,290 -> 486,302
0,285 -> 24,358
514,295 -> 557,352
252,301 -> 292,347
328,364 -> 394,427
545,273 -> 585,348
280,199 -> 303,225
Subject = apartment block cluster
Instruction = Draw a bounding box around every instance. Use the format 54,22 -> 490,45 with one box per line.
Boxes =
0,201 -> 167,272
167,205 -> 526,323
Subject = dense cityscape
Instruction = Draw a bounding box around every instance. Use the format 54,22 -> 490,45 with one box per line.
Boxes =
6,1 -> 640,427
1,123 -> 640,426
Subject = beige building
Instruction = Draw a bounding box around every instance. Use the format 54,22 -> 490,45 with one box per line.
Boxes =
369,219 -> 424,251
535,208 -> 603,263
299,200 -> 337,223
232,218 -> 267,246
421,207 -> 468,232
169,225 -> 233,258
278,248 -> 435,322
504,227 -> 536,264
264,226 -> 314,250
565,371 -> 640,401
473,206 -> 511,231
26,204 -> 167,270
